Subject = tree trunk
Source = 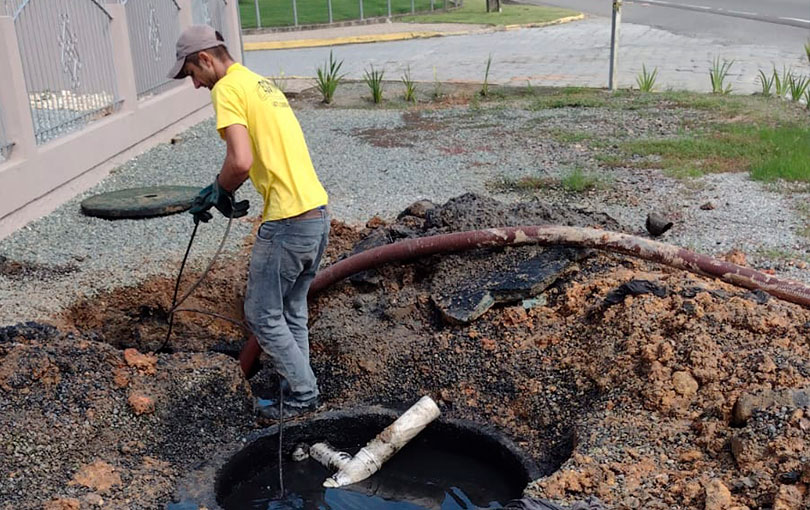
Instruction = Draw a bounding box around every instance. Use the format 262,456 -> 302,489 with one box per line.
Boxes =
486,0 -> 501,13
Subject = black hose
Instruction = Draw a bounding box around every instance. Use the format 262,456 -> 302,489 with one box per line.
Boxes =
159,206 -> 236,353
278,375 -> 285,497
158,220 -> 200,353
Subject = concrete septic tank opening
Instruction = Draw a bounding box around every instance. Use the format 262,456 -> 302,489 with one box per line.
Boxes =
215,407 -> 552,510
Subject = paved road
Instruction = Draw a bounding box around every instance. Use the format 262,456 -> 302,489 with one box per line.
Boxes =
246,18 -> 809,94
528,0 -> 810,48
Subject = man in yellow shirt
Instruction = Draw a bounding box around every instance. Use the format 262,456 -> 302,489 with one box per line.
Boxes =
169,25 -> 329,419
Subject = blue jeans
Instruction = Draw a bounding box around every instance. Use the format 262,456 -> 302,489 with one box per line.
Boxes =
244,207 -> 329,402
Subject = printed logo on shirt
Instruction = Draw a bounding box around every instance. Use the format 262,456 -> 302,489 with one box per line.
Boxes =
257,79 -> 290,108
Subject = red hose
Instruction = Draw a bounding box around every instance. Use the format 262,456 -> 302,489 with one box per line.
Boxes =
239,226 -> 810,376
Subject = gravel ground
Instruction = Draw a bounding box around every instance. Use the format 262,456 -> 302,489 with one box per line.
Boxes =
2,84 -> 809,324
2,81 -> 810,509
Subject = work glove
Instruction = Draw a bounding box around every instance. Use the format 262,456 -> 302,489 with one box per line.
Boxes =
189,176 -> 250,223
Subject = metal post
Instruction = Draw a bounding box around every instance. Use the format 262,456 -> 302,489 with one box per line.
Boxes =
328,0 -> 333,23
411,0 -> 415,14
359,0 -> 363,20
387,0 -> 391,18
609,0 -> 622,91
253,0 -> 261,28
430,0 -> 434,10
292,0 -> 298,26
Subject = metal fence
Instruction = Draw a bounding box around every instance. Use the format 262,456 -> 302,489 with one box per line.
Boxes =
243,0 -> 457,29
193,0 -> 234,48
115,0 -> 182,98
13,0 -> 120,145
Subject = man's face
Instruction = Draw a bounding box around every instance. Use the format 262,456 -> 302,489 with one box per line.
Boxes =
182,53 -> 217,90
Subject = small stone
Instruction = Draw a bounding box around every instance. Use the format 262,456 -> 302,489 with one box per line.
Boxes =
778,471 -> 801,485
365,216 -> 386,229
758,355 -> 776,373
480,337 -> 496,351
773,484 -> 805,510
672,371 -> 699,397
69,460 -> 122,492
43,499 -> 80,510
399,199 -> 436,219
83,493 -> 104,507
700,201 -> 715,210
128,393 -> 155,415
123,348 -> 157,375
112,367 -> 130,388
723,249 -> 746,266
679,449 -> 703,462
704,479 -> 732,510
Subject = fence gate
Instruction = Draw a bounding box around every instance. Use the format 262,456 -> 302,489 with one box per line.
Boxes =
13,0 -> 120,145
117,0 -> 182,98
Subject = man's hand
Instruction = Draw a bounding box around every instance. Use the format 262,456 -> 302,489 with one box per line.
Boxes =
189,176 -> 249,223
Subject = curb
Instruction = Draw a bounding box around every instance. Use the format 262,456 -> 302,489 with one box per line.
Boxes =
503,13 -> 584,30
245,31 -> 451,51
243,13 -> 584,51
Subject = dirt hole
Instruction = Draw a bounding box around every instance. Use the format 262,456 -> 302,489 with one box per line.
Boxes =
215,409 -> 556,510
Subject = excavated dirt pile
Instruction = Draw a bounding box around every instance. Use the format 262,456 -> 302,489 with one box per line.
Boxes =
1,194 -> 809,510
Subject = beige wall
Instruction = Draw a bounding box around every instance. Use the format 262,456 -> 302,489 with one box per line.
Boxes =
0,0 -> 242,239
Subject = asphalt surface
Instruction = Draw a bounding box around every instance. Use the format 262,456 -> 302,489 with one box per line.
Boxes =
528,0 -> 810,48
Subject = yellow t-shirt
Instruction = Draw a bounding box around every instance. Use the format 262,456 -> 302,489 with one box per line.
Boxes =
211,63 -> 328,222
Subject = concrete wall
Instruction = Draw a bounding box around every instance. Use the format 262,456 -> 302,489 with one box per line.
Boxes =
0,0 -> 243,239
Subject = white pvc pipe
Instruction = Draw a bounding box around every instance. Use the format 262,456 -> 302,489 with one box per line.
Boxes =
323,396 -> 441,488
309,442 -> 352,471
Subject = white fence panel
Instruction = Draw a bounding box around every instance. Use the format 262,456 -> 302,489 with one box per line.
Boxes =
121,0 -> 183,98
14,0 -> 120,145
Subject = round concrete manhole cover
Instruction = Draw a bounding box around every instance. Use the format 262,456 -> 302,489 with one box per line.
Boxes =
80,186 -> 202,219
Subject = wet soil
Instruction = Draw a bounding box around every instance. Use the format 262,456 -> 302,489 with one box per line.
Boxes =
3,194 -> 810,510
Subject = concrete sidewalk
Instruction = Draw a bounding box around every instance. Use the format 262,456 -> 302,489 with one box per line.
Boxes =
241,16 -> 584,51
245,16 -> 810,95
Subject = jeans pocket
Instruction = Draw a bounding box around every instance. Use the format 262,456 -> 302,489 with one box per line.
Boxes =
257,222 -> 280,242
280,239 -> 319,281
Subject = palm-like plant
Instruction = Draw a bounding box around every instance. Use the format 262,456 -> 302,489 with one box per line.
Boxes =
315,51 -> 345,104
363,64 -> 385,104
636,64 -> 658,92
709,57 -> 734,94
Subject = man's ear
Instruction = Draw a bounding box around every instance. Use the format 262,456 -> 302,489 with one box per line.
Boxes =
197,50 -> 214,68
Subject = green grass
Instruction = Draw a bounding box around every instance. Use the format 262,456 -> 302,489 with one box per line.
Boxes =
560,167 -> 604,192
749,126 -> 810,182
240,0 -> 439,28
530,87 -> 607,109
614,124 -> 810,181
495,167 -> 607,193
547,128 -> 592,143
400,0 -> 577,25
524,89 -> 810,182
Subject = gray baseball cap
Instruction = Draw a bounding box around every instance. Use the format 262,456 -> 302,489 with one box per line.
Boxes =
167,25 -> 225,79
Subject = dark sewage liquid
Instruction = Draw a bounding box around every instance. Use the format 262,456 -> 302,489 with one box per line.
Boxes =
221,442 -> 520,510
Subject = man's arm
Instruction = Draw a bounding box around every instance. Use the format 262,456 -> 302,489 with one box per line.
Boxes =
217,124 -> 253,193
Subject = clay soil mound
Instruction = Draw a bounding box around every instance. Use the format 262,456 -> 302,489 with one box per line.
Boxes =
2,194 -> 809,509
